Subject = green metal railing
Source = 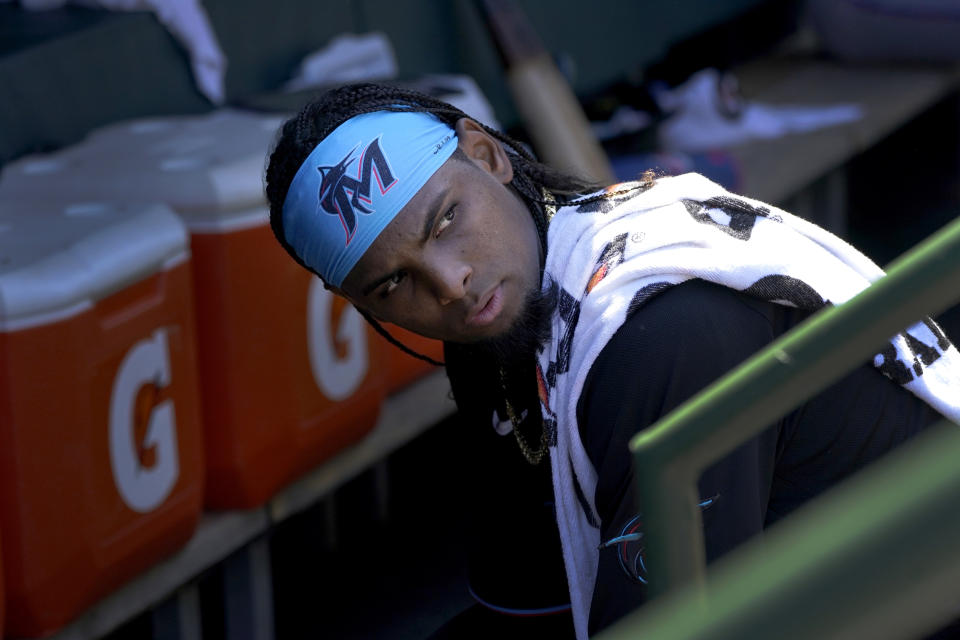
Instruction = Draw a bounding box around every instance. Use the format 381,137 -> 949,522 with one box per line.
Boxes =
601,417 -> 960,640
598,214 -> 960,638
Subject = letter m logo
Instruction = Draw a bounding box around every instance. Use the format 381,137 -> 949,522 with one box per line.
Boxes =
317,136 -> 398,245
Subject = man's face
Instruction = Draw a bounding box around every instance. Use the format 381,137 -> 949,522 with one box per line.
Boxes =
339,119 -> 542,343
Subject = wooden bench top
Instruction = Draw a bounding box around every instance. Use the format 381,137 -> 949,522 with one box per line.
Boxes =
729,42 -> 960,204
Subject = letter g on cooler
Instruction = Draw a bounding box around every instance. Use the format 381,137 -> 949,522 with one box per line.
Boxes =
307,277 -> 368,400
109,328 -> 179,513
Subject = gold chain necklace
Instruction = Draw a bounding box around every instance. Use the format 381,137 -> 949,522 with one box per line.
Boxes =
497,188 -> 555,465
500,367 -> 548,465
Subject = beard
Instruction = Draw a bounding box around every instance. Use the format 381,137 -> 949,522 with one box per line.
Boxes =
477,278 -> 558,370
471,278 -> 557,443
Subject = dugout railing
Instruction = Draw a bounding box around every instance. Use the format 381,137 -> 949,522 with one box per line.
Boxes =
597,214 -> 960,639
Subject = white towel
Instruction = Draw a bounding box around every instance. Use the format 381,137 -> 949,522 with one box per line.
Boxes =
534,172 -> 960,638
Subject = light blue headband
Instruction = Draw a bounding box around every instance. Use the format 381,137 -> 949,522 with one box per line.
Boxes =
282,110 -> 458,286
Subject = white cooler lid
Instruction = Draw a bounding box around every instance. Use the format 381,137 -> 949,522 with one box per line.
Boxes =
0,200 -> 190,331
0,109 -> 287,231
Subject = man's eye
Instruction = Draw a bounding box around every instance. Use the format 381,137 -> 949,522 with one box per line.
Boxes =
435,206 -> 456,237
380,271 -> 405,298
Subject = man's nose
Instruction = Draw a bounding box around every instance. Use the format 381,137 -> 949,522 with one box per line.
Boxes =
432,260 -> 472,306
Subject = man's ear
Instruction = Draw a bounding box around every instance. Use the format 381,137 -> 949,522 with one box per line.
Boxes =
454,118 -> 514,184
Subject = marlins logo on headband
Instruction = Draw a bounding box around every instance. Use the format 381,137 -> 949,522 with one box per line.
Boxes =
282,110 -> 458,286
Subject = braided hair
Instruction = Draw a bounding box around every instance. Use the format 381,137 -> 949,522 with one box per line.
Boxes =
265,82 -> 652,365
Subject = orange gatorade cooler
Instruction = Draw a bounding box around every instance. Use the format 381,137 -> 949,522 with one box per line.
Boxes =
0,110 -> 389,509
0,201 -> 204,637
189,230 -> 387,508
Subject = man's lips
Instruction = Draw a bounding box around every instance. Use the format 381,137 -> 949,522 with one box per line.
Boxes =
466,283 -> 505,327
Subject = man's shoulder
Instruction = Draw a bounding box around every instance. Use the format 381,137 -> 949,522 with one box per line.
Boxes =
576,279 -> 787,471
580,279 -> 785,410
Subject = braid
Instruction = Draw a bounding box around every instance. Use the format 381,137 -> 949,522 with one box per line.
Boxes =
358,309 -> 444,367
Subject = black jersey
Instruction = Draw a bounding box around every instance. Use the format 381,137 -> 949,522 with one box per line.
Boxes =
577,278 -> 943,634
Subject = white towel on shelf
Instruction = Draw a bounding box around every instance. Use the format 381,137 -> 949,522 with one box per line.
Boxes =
655,69 -> 862,152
